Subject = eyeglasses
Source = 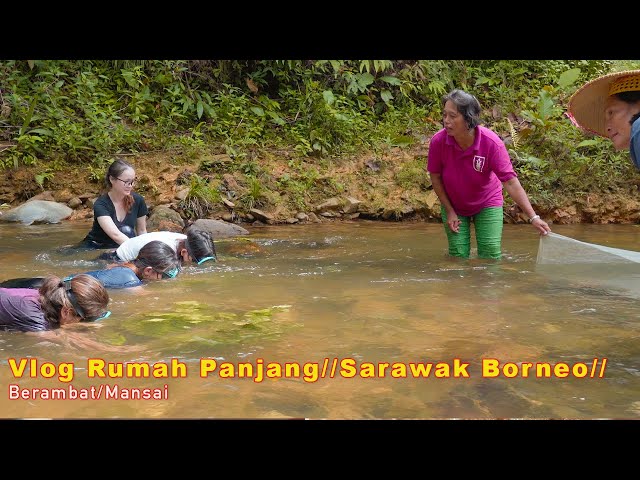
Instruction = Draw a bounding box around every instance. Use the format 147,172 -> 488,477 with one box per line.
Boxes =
114,176 -> 136,187
63,278 -> 111,322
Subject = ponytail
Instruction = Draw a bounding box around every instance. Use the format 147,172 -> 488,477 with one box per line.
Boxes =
38,274 -> 110,327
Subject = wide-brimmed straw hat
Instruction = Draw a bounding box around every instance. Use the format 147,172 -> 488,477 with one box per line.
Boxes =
568,70 -> 640,137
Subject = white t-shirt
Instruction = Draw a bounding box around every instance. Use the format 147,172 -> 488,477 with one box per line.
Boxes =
116,231 -> 187,261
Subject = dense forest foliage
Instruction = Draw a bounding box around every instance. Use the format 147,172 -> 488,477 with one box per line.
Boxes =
1,60 -> 639,218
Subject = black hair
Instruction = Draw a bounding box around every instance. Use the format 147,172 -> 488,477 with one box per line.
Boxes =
131,240 -> 181,278
184,227 -> 217,263
615,91 -> 640,104
442,89 -> 482,130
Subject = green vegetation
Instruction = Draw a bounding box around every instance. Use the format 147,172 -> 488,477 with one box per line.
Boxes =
2,60 -> 640,216
179,173 -> 222,219
123,301 -> 296,345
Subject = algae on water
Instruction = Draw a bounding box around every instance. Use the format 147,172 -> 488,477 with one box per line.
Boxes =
122,301 -> 296,346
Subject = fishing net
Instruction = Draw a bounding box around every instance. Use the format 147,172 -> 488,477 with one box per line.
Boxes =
536,232 -> 640,298
537,232 -> 640,265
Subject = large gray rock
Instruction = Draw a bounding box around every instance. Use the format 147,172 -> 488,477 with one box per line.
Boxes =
191,218 -> 249,238
0,200 -> 73,225
147,205 -> 185,231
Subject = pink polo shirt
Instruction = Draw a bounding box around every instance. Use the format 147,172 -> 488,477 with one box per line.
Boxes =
427,125 -> 517,217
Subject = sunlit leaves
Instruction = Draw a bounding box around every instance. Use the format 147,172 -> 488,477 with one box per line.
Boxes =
577,139 -> 599,148
322,90 -> 335,105
380,76 -> 401,86
557,68 -> 581,89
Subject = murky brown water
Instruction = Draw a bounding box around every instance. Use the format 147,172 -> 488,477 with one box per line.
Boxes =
1,220 -> 639,419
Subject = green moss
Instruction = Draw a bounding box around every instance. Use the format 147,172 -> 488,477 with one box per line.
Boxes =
122,301 -> 296,345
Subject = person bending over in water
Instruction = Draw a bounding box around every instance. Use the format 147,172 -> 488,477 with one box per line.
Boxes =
103,225 -> 217,265
0,274 -> 111,332
1,241 -> 181,290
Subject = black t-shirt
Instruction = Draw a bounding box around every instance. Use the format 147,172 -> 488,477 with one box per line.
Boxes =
83,192 -> 148,248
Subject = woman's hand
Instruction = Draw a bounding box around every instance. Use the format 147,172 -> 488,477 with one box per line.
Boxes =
97,216 -> 132,245
447,212 -> 461,233
531,217 -> 551,235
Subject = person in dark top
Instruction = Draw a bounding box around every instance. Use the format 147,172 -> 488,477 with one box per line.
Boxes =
1,241 -> 181,290
0,274 -> 111,332
80,158 -> 148,249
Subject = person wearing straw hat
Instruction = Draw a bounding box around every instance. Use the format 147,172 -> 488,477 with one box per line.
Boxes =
568,70 -> 640,169
427,89 -> 551,260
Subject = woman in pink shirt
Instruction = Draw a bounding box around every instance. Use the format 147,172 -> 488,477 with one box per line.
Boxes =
427,89 -> 551,259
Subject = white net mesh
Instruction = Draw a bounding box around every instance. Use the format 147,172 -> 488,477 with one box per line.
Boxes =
537,232 -> 640,265
536,232 -> 640,298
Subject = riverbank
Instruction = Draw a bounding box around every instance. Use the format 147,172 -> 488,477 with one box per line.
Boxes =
1,146 -> 640,226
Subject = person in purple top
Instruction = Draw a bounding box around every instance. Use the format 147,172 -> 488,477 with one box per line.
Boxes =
427,89 -> 552,259
0,274 -> 110,332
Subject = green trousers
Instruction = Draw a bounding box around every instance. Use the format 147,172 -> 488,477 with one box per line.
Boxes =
441,206 -> 504,259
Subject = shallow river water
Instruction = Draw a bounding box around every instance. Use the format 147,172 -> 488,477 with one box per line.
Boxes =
1,220 -> 639,419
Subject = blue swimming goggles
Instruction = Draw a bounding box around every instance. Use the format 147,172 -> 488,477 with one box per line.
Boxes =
161,267 -> 180,279
185,240 -> 217,265
196,256 -> 216,265
63,278 -> 111,322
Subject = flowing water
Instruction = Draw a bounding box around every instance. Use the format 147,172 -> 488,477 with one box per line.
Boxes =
1,219 -> 639,419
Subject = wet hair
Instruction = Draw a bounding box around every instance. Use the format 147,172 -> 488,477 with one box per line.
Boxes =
105,158 -> 135,212
128,240 -> 181,279
184,226 -> 217,264
442,89 -> 482,130
39,274 -> 110,328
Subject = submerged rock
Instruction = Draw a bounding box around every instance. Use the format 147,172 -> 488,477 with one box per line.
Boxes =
0,200 -> 73,225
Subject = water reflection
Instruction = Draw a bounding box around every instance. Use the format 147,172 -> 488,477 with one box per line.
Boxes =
1,220 -> 639,419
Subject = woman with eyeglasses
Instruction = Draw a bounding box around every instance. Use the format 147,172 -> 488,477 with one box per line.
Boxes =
1,241 -> 181,291
80,158 -> 149,249
0,274 -> 110,332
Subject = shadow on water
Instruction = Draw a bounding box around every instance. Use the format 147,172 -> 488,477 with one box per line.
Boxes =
1,220 -> 639,419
